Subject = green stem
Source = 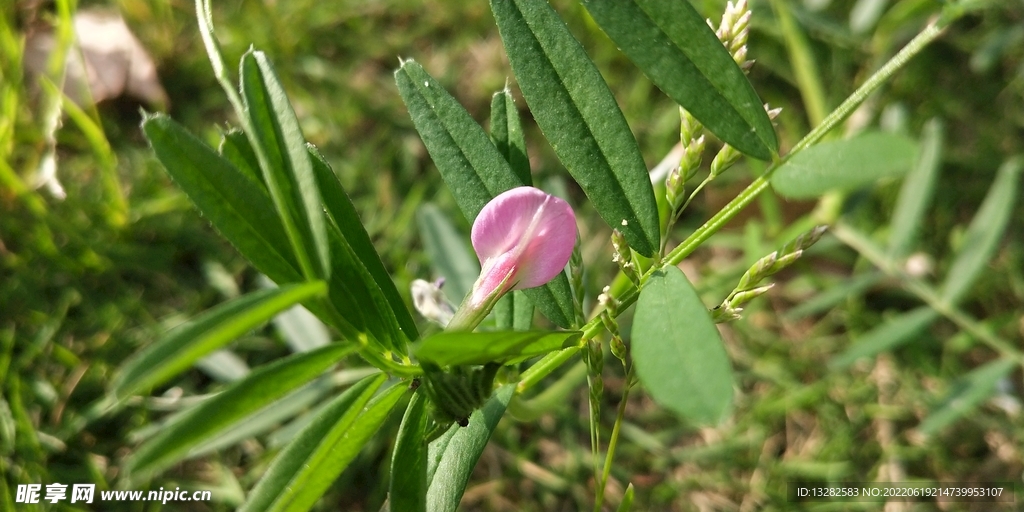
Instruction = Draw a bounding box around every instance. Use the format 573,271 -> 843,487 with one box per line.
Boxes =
595,366 -> 633,512
518,12 -> 960,393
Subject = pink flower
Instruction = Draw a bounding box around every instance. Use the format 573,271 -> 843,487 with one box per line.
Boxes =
469,187 -> 577,308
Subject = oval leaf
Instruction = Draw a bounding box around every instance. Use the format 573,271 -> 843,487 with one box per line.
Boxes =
124,342 -> 355,478
112,282 -> 327,399
582,0 -> 778,160
240,375 -> 405,512
415,330 -> 581,367
490,0 -> 661,256
771,132 -> 918,199
390,392 -> 429,512
633,267 -> 733,425
426,385 -> 514,512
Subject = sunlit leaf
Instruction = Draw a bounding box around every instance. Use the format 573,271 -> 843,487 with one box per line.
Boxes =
113,282 -> 327,399
490,0 -> 661,256
124,342 -> 354,478
582,0 -> 777,160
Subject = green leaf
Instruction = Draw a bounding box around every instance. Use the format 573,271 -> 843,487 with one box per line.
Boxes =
416,204 -> 480,305
616,483 -> 635,512
918,358 -> 1017,437
581,0 -> 777,160
489,88 -> 532,185
490,0 -> 661,256
633,267 -> 733,425
142,113 -> 301,284
426,385 -> 514,512
415,331 -> 581,367
113,282 -> 328,399
887,119 -> 944,258
240,50 -> 330,281
495,291 -> 534,331
940,157 -> 1022,306
395,59 -> 523,221
219,129 -> 265,190
829,307 -> 940,370
770,132 -> 918,199
396,62 -> 576,327
390,393 -> 429,512
124,342 -> 355,478
309,145 -> 419,343
240,375 -> 405,512
783,272 -> 885,321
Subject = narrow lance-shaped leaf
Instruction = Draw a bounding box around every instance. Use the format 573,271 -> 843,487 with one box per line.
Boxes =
887,118 -> 944,258
489,88 -> 536,331
415,330 -> 581,367
124,342 -> 356,479
396,60 -> 575,328
309,145 -> 419,343
240,375 -> 405,512
771,132 -> 918,199
489,88 -> 532,185
633,267 -> 733,425
940,157 -> 1022,306
918,358 -> 1017,437
582,0 -> 777,160
112,281 -> 328,399
490,0 -> 661,256
142,113 -> 300,285
426,385 -> 515,512
390,392 -> 429,512
240,50 -> 331,281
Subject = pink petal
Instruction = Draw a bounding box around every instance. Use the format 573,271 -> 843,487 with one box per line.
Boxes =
470,187 -> 576,305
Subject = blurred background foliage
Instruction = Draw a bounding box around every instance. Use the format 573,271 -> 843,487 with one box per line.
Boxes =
2,0 -> 1022,510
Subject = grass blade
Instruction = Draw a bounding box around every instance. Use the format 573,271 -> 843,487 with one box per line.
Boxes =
124,342 -> 355,479
582,0 -> 778,159
426,385 -> 514,512
633,267 -> 733,425
241,375 -> 405,512
887,119 -> 944,258
142,113 -> 301,284
112,281 -> 327,399
490,0 -> 661,256
918,358 -> 1017,438
940,157 -> 1022,306
829,307 -> 940,370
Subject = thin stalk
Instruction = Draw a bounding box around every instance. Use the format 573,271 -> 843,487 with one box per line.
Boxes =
595,366 -> 633,512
